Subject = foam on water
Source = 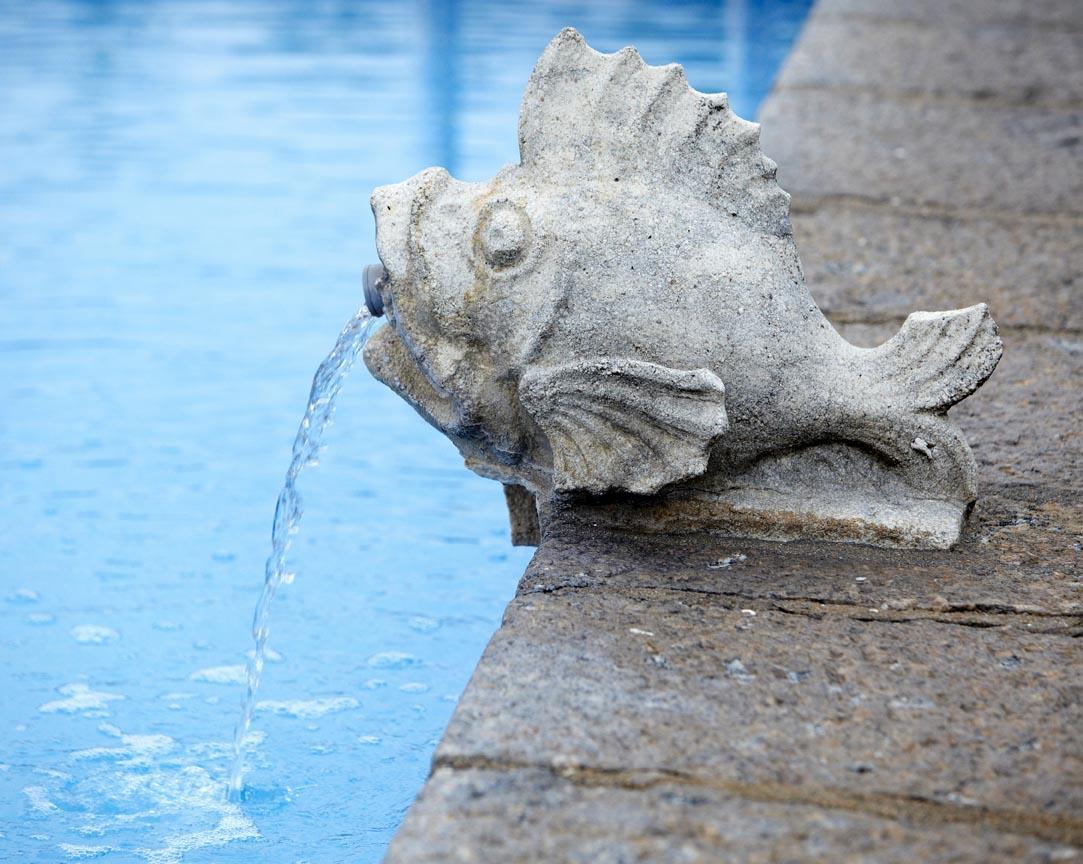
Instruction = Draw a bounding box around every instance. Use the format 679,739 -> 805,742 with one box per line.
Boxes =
70,625 -> 120,645
24,786 -> 60,814
227,306 -> 377,800
39,684 -> 125,716
190,665 -> 248,685
59,843 -> 114,859
366,650 -> 419,669
255,697 -> 360,719
22,722 -> 261,862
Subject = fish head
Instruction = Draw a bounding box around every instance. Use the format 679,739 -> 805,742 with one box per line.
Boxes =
363,159 -> 730,500
363,164 -> 567,486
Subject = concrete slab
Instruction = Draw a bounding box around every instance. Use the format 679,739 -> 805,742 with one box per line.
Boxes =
522,491 -> 1082,620
813,0 -> 1083,30
790,202 -> 1082,332
777,17 -> 1083,105
759,91 -> 1083,215
434,590 -> 1081,837
386,767 -> 1078,864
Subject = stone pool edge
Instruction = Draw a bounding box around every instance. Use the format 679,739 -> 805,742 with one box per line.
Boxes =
382,1 -> 1083,860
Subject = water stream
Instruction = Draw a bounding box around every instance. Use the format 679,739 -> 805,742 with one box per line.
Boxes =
227,305 -> 377,801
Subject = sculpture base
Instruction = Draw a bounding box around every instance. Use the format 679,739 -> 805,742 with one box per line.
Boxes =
555,443 -> 972,550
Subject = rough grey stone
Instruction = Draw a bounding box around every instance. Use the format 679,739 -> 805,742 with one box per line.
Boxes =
776,17 -> 1083,105
363,28 -> 1004,549
435,589 -> 1083,830
790,202 -> 1082,332
502,483 -> 540,546
812,0 -> 1083,30
840,326 -> 1083,495
759,91 -> 1083,215
385,767 -> 1078,864
525,492 -> 1083,617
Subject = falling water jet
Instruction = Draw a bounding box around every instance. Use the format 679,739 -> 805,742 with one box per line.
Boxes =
226,300 -> 380,802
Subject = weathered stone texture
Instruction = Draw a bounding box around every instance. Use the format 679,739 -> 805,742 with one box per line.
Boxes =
522,501 -> 1082,621
434,590 -> 1081,826
760,91 -> 1083,215
793,204 -> 1082,332
834,326 -> 1083,494
814,0 -> 1082,29
386,767 -> 1078,864
776,17 -> 1083,105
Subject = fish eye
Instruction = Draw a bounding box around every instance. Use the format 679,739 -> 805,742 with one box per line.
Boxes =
476,201 -> 531,269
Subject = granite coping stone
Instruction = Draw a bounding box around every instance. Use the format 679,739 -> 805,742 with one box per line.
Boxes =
521,490 -> 1082,621
812,0 -> 1083,30
433,589 -> 1081,839
792,202 -> 1082,332
759,91 -> 1083,215
834,325 -> 1083,495
385,767 -> 1080,864
776,15 -> 1083,106
383,0 -> 1083,859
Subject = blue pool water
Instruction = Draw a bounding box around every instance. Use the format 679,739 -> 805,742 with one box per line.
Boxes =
0,1 -> 812,860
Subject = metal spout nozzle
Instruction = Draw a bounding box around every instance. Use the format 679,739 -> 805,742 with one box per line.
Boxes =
363,264 -> 387,317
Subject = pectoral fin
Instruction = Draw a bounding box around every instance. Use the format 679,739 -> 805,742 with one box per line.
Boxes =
519,358 -> 728,495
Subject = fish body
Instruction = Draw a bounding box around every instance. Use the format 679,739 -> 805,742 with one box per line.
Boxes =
363,29 -> 1001,546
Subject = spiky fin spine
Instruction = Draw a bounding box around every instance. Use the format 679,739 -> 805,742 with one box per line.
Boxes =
518,28 -> 793,237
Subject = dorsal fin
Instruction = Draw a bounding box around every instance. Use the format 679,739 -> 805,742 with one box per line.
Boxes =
518,28 -> 792,237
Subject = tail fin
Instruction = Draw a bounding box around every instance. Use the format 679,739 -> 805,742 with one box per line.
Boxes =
872,304 -> 1002,412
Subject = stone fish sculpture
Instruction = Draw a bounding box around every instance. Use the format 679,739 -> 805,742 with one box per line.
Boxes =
362,28 -> 1002,550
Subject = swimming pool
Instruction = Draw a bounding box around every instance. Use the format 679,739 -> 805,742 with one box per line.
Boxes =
0,1 -> 812,860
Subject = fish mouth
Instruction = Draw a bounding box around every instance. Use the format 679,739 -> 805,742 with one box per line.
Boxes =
363,167 -> 464,436
363,325 -> 460,433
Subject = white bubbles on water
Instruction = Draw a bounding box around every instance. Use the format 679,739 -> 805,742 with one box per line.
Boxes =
25,612 -> 56,625
255,696 -> 359,719
23,786 -> 59,814
189,665 -> 247,685
140,811 -> 258,864
69,625 -> 119,645
39,684 -> 124,717
408,615 -> 440,632
29,724 -> 259,863
59,843 -> 113,859
366,651 -> 418,669
159,692 -> 195,710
